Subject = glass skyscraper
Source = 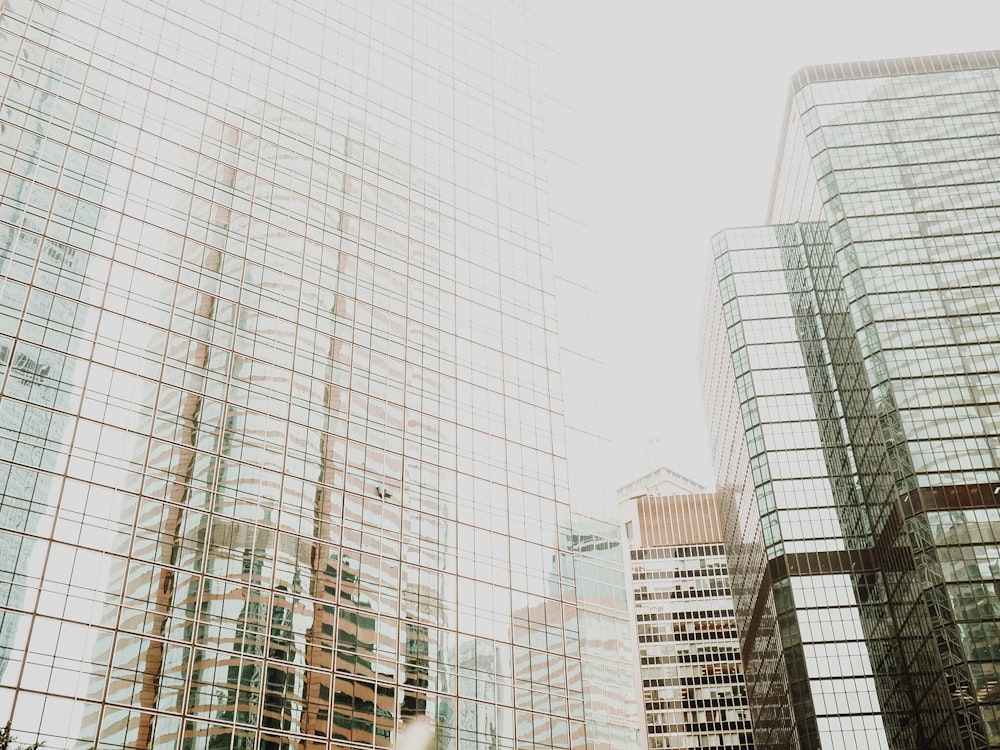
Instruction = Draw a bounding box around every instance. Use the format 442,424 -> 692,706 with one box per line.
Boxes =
0,1 -> 640,749
700,52 -> 1000,749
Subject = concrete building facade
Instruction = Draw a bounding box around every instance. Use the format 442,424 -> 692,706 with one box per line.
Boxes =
619,471 -> 753,749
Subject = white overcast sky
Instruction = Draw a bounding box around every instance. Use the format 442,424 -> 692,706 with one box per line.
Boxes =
558,1 -> 1000,489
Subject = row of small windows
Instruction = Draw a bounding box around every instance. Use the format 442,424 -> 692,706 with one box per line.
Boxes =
639,631 -> 739,645
631,544 -> 726,561
643,673 -> 747,688
641,651 -> 741,666
632,565 -> 729,581
636,609 -> 735,622
646,696 -> 749,711
635,587 -> 732,602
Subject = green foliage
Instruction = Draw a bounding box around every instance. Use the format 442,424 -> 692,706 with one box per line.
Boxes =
0,722 -> 41,750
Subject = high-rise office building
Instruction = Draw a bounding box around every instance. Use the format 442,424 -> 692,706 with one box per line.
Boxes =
619,470 -> 753,749
554,514 -> 643,750
0,1 -> 641,749
700,52 -> 1000,749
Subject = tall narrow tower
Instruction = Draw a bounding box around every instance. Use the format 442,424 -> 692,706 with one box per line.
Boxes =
619,470 -> 754,749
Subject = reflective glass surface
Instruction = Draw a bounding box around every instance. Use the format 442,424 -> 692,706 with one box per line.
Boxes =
0,1 -> 640,748
702,52 -> 1000,750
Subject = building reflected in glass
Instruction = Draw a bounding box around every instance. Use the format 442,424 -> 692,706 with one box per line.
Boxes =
0,1 -> 640,749
701,52 -> 1000,750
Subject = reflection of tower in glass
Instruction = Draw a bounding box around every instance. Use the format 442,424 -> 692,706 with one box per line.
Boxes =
458,639 -> 499,749
0,3 -> 641,749
84,98 -> 459,748
92,115 -> 357,749
0,18 -> 109,678
400,488 -> 457,750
